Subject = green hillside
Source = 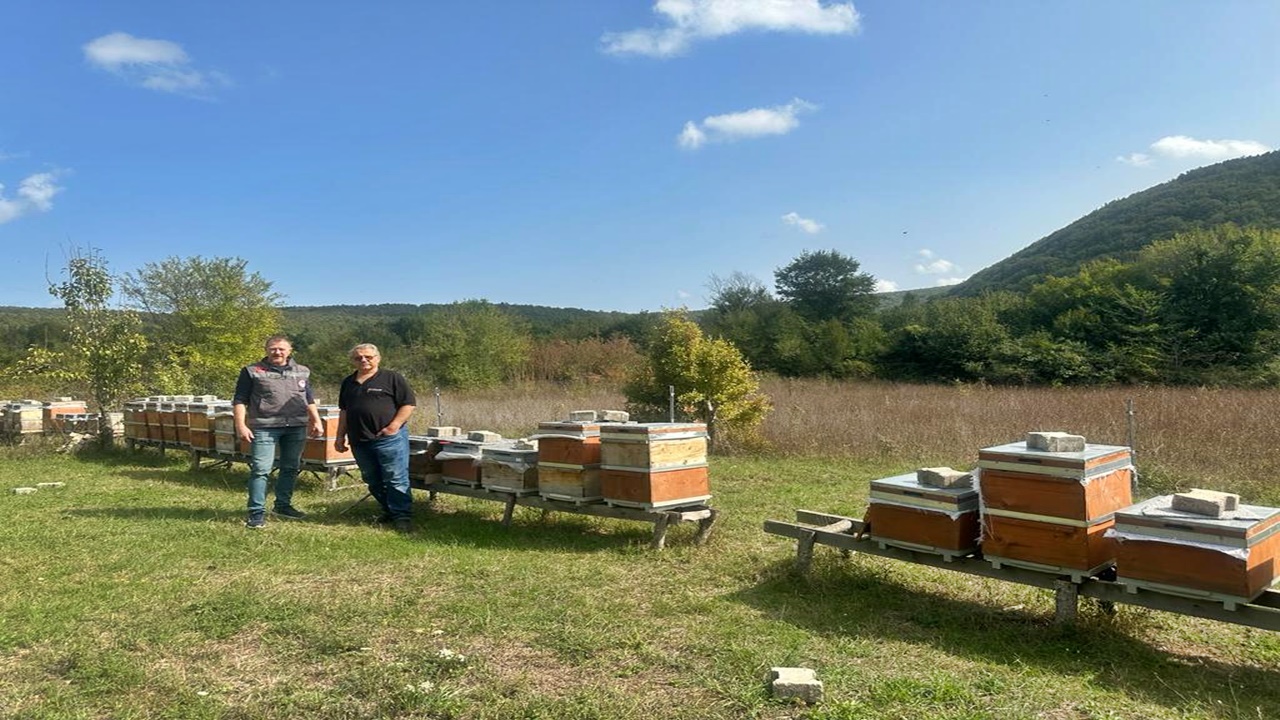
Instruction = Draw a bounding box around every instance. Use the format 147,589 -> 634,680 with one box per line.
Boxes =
952,150 -> 1280,296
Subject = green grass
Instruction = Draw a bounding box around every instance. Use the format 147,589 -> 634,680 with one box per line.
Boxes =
0,444 -> 1277,719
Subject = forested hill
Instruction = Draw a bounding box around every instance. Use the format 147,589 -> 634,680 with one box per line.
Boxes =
951,149 -> 1280,296
283,302 -> 648,339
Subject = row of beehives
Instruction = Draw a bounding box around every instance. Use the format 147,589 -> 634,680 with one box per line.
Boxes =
408,411 -> 711,510
865,431 -> 1280,606
1,397 -> 121,436
122,396 -> 351,465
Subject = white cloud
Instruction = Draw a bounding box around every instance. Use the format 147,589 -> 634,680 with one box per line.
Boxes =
781,211 -> 824,234
1118,135 -> 1271,167
874,279 -> 899,293
934,277 -> 966,287
0,172 -> 64,225
913,249 -> 957,276
676,289 -> 692,299
678,98 -> 816,149
603,0 -> 861,57
83,32 -> 229,97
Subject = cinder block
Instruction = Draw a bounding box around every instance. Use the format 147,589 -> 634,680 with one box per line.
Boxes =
36,482 -> 65,489
12,487 -> 37,495
1027,431 -> 1086,453
568,410 -> 597,422
769,667 -> 822,704
427,426 -> 462,438
598,410 -> 630,423
1172,489 -> 1241,518
916,467 -> 972,489
467,430 -> 502,443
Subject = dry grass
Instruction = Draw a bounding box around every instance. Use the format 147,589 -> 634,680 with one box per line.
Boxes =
400,379 -> 1280,504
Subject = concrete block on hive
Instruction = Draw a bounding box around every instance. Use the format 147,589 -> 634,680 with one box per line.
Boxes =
597,410 -> 629,423
1171,489 -> 1241,518
467,430 -> 502,442
568,410 -> 597,422
769,667 -> 822,704
1027,431 -> 1086,453
916,466 -> 972,489
427,426 -> 462,438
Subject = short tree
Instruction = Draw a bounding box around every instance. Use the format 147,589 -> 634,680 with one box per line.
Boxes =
416,300 -> 531,389
122,256 -> 281,394
623,309 -> 770,451
10,249 -> 146,443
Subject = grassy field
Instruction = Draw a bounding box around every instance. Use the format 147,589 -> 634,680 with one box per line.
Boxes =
2,381 -> 1279,719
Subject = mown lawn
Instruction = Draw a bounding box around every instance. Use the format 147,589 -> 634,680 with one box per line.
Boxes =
1,441 -> 1277,719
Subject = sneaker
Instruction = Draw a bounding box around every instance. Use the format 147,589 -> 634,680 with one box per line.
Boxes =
273,505 -> 307,520
392,517 -> 414,534
245,512 -> 266,529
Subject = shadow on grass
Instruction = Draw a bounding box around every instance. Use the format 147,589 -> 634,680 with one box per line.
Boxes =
730,554 -> 1280,714
63,505 -> 228,522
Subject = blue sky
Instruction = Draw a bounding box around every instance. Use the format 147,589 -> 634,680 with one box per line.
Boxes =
2,1 -> 1278,312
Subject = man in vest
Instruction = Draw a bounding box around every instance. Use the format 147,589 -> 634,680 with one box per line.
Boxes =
233,334 -> 324,528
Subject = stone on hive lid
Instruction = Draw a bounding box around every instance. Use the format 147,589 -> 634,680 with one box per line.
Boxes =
512,439 -> 538,450
467,430 -> 502,443
597,410 -> 630,423
427,426 -> 463,437
568,410 -> 597,422
1171,488 -> 1241,518
916,467 -> 973,489
1026,431 -> 1086,453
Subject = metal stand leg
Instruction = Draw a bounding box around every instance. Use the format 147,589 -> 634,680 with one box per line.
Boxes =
341,492 -> 373,515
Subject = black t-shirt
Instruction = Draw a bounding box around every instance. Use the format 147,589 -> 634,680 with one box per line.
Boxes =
338,369 -> 416,443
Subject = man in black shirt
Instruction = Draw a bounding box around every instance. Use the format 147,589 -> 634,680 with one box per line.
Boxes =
335,343 -> 417,532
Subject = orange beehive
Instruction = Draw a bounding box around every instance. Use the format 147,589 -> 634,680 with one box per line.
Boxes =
599,423 -> 710,509
43,398 -> 88,433
978,440 -> 1133,574
866,473 -> 980,556
532,420 -> 602,500
302,406 -> 353,463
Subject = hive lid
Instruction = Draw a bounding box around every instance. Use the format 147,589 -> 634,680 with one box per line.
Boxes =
600,422 -> 707,439
1114,495 -> 1280,544
870,472 -> 979,504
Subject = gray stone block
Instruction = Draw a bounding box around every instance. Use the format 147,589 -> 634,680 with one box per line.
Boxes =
1027,431 -> 1086,453
598,410 -> 630,423
467,430 -> 502,443
426,426 -> 462,438
1172,489 -> 1240,517
568,410 -> 597,422
917,467 -> 972,488
769,667 -> 823,704
36,482 -> 65,489
12,487 -> 37,495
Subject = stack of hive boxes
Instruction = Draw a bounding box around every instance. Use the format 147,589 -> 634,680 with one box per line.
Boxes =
123,400 -> 148,441
43,397 -> 88,434
531,411 -> 627,501
599,422 -> 711,509
978,431 -> 1133,575
188,399 -> 230,452
143,397 -> 164,441
213,407 -> 242,456
4,400 -> 44,436
302,406 -> 353,464
408,427 -> 465,486
1111,489 -> 1280,607
480,439 -> 540,493
866,467 -> 980,558
436,431 -> 505,486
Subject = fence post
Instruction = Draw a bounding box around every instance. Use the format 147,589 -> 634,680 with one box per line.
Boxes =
1126,398 -> 1138,492
668,385 -> 675,423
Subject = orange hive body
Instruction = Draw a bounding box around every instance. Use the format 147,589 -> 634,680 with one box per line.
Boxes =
532,421 -> 602,500
1112,496 -> 1280,605
599,423 -> 710,509
123,400 -> 147,440
187,401 -> 230,451
171,399 -> 191,446
435,437 -> 502,486
866,473 -> 980,556
43,398 -> 88,433
158,400 -> 179,443
978,441 -> 1133,574
142,398 -> 163,440
407,432 -> 467,486
302,406 -> 353,463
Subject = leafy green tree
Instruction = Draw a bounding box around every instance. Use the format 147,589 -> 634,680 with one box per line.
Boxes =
416,300 -> 531,389
774,249 -> 878,323
624,309 -> 770,450
122,256 -> 282,395
9,249 -> 146,442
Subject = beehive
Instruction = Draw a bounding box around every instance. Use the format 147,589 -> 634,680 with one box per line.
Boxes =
188,401 -> 230,451
866,472 -> 980,557
1112,496 -> 1280,605
4,400 -> 44,435
978,439 -> 1133,574
123,400 -> 147,440
480,441 -> 540,492
43,398 -> 88,433
435,435 -> 504,486
599,423 -> 710,508
532,420 -> 602,500
213,410 -> 239,456
302,406 -> 353,463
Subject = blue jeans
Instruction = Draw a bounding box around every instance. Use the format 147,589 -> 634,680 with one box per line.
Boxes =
246,425 -> 307,513
351,427 -> 413,520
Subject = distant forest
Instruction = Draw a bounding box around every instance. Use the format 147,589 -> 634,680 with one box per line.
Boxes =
7,151 -> 1280,394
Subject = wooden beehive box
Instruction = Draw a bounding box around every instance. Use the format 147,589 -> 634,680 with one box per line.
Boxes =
532,421 -> 602,500
599,423 -> 710,509
978,440 -> 1133,574
866,473 -> 980,557
5,401 -> 44,435
43,398 -> 88,433
213,411 -> 238,455
1112,496 -> 1280,605
435,437 -> 496,486
481,441 -> 540,492
187,401 -> 229,451
302,406 -> 353,463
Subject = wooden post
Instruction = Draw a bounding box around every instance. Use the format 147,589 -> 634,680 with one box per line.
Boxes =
501,495 -> 517,527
